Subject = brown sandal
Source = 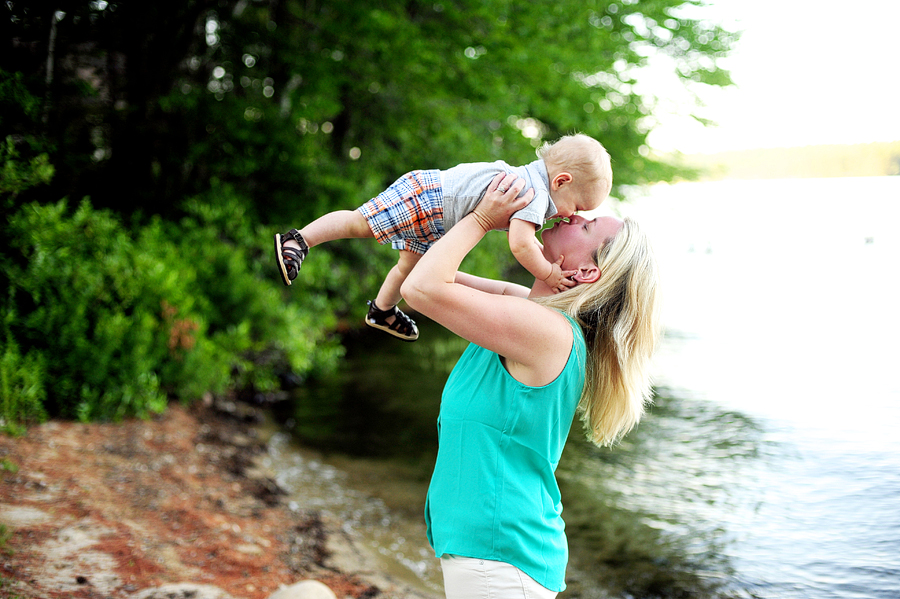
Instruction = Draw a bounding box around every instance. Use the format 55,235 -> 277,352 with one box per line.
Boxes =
274,229 -> 309,286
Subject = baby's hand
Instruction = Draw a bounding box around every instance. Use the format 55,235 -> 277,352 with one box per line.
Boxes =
543,256 -> 577,293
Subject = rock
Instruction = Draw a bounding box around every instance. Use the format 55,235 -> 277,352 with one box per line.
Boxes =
129,583 -> 237,599
267,580 -> 338,599
0,504 -> 53,526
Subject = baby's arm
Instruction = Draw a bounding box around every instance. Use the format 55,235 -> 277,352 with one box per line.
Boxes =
454,272 -> 530,297
508,219 -> 576,293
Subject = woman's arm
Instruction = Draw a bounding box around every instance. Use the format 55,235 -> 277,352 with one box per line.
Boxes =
402,174 -> 574,386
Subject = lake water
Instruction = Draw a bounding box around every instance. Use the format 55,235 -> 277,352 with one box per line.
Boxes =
262,176 -> 900,598
613,176 -> 900,599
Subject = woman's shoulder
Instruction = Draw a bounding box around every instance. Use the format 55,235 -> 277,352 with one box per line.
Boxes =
498,300 -> 581,384
497,302 -> 579,386
552,308 -> 584,336
540,306 -> 588,363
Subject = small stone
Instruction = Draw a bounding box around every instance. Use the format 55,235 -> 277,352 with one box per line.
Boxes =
128,583 -> 236,599
267,580 -> 337,599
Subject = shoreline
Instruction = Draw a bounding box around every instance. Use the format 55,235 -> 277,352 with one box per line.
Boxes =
0,399 -> 438,599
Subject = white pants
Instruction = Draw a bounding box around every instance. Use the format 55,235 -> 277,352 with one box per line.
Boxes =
440,555 -> 558,599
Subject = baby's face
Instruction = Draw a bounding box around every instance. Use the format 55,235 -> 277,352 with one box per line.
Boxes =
554,191 -> 604,219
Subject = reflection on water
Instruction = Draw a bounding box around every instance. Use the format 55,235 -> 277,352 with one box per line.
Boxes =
557,387 -> 769,599
259,432 -> 441,595
280,319 -> 462,461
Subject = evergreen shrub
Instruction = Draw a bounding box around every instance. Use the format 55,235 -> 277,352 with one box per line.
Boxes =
1,195 -> 342,425
0,335 -> 47,435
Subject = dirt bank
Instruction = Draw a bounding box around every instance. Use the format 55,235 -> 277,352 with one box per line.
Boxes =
0,400 -> 435,599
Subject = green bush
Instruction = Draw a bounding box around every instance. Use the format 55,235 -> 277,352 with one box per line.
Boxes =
1,69 -> 55,211
0,334 -> 47,435
1,195 -> 343,425
4,200 -> 176,420
1,136 -> 54,207
167,188 -> 344,392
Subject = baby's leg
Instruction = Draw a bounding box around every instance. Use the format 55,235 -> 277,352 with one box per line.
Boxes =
277,210 -> 372,286
366,250 -> 422,340
374,250 -> 422,311
287,210 -> 372,250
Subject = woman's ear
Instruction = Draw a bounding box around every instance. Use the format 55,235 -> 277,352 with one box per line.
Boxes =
551,172 -> 573,190
573,263 -> 601,284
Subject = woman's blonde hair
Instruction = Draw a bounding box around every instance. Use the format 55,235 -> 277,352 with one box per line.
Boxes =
534,217 -> 660,447
539,133 -> 613,200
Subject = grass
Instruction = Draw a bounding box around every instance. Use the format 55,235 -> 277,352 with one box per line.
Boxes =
0,575 -> 26,599
0,523 -> 12,556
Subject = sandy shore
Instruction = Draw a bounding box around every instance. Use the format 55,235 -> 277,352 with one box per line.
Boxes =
0,400 -> 439,599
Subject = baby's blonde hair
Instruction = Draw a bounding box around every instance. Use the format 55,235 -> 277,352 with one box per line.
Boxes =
534,217 -> 660,447
539,133 -> 613,201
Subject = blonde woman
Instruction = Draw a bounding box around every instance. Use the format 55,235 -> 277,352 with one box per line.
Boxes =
401,173 -> 661,599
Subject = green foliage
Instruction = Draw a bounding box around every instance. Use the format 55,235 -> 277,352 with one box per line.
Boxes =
0,70 -> 54,210
184,0 -> 738,218
1,196 -> 343,425
4,200 -> 172,420
0,335 -> 48,436
3,1 -> 737,215
0,69 -> 42,128
171,187 -> 344,388
0,2 -> 738,426
0,523 -> 12,557
1,136 -> 55,205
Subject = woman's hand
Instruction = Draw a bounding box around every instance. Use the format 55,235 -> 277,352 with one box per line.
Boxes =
470,173 -> 535,232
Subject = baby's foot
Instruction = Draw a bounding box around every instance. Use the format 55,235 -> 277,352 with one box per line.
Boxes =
274,229 -> 309,286
365,301 -> 419,341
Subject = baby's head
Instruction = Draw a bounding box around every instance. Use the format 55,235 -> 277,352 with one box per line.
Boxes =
539,134 -> 613,217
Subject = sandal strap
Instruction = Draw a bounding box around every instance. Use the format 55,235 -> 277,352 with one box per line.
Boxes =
280,246 -> 306,265
387,309 -> 416,336
280,229 -> 309,256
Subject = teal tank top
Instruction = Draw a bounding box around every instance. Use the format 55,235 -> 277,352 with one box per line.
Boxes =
424,313 -> 586,592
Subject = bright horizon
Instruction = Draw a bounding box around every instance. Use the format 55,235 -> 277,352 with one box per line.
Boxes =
642,0 -> 900,155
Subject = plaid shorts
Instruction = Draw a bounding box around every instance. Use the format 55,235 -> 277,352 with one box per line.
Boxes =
358,170 -> 445,255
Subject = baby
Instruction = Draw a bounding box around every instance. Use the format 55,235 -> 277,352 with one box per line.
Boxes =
275,133 -> 612,341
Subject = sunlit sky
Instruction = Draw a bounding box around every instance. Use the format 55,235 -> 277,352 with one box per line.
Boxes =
643,0 -> 900,154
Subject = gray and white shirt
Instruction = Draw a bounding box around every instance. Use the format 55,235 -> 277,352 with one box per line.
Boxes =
440,159 -> 556,231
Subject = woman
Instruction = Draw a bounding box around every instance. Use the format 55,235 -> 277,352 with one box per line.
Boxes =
401,172 -> 661,599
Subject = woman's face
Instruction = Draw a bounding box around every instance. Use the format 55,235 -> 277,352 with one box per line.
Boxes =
541,215 -> 623,270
